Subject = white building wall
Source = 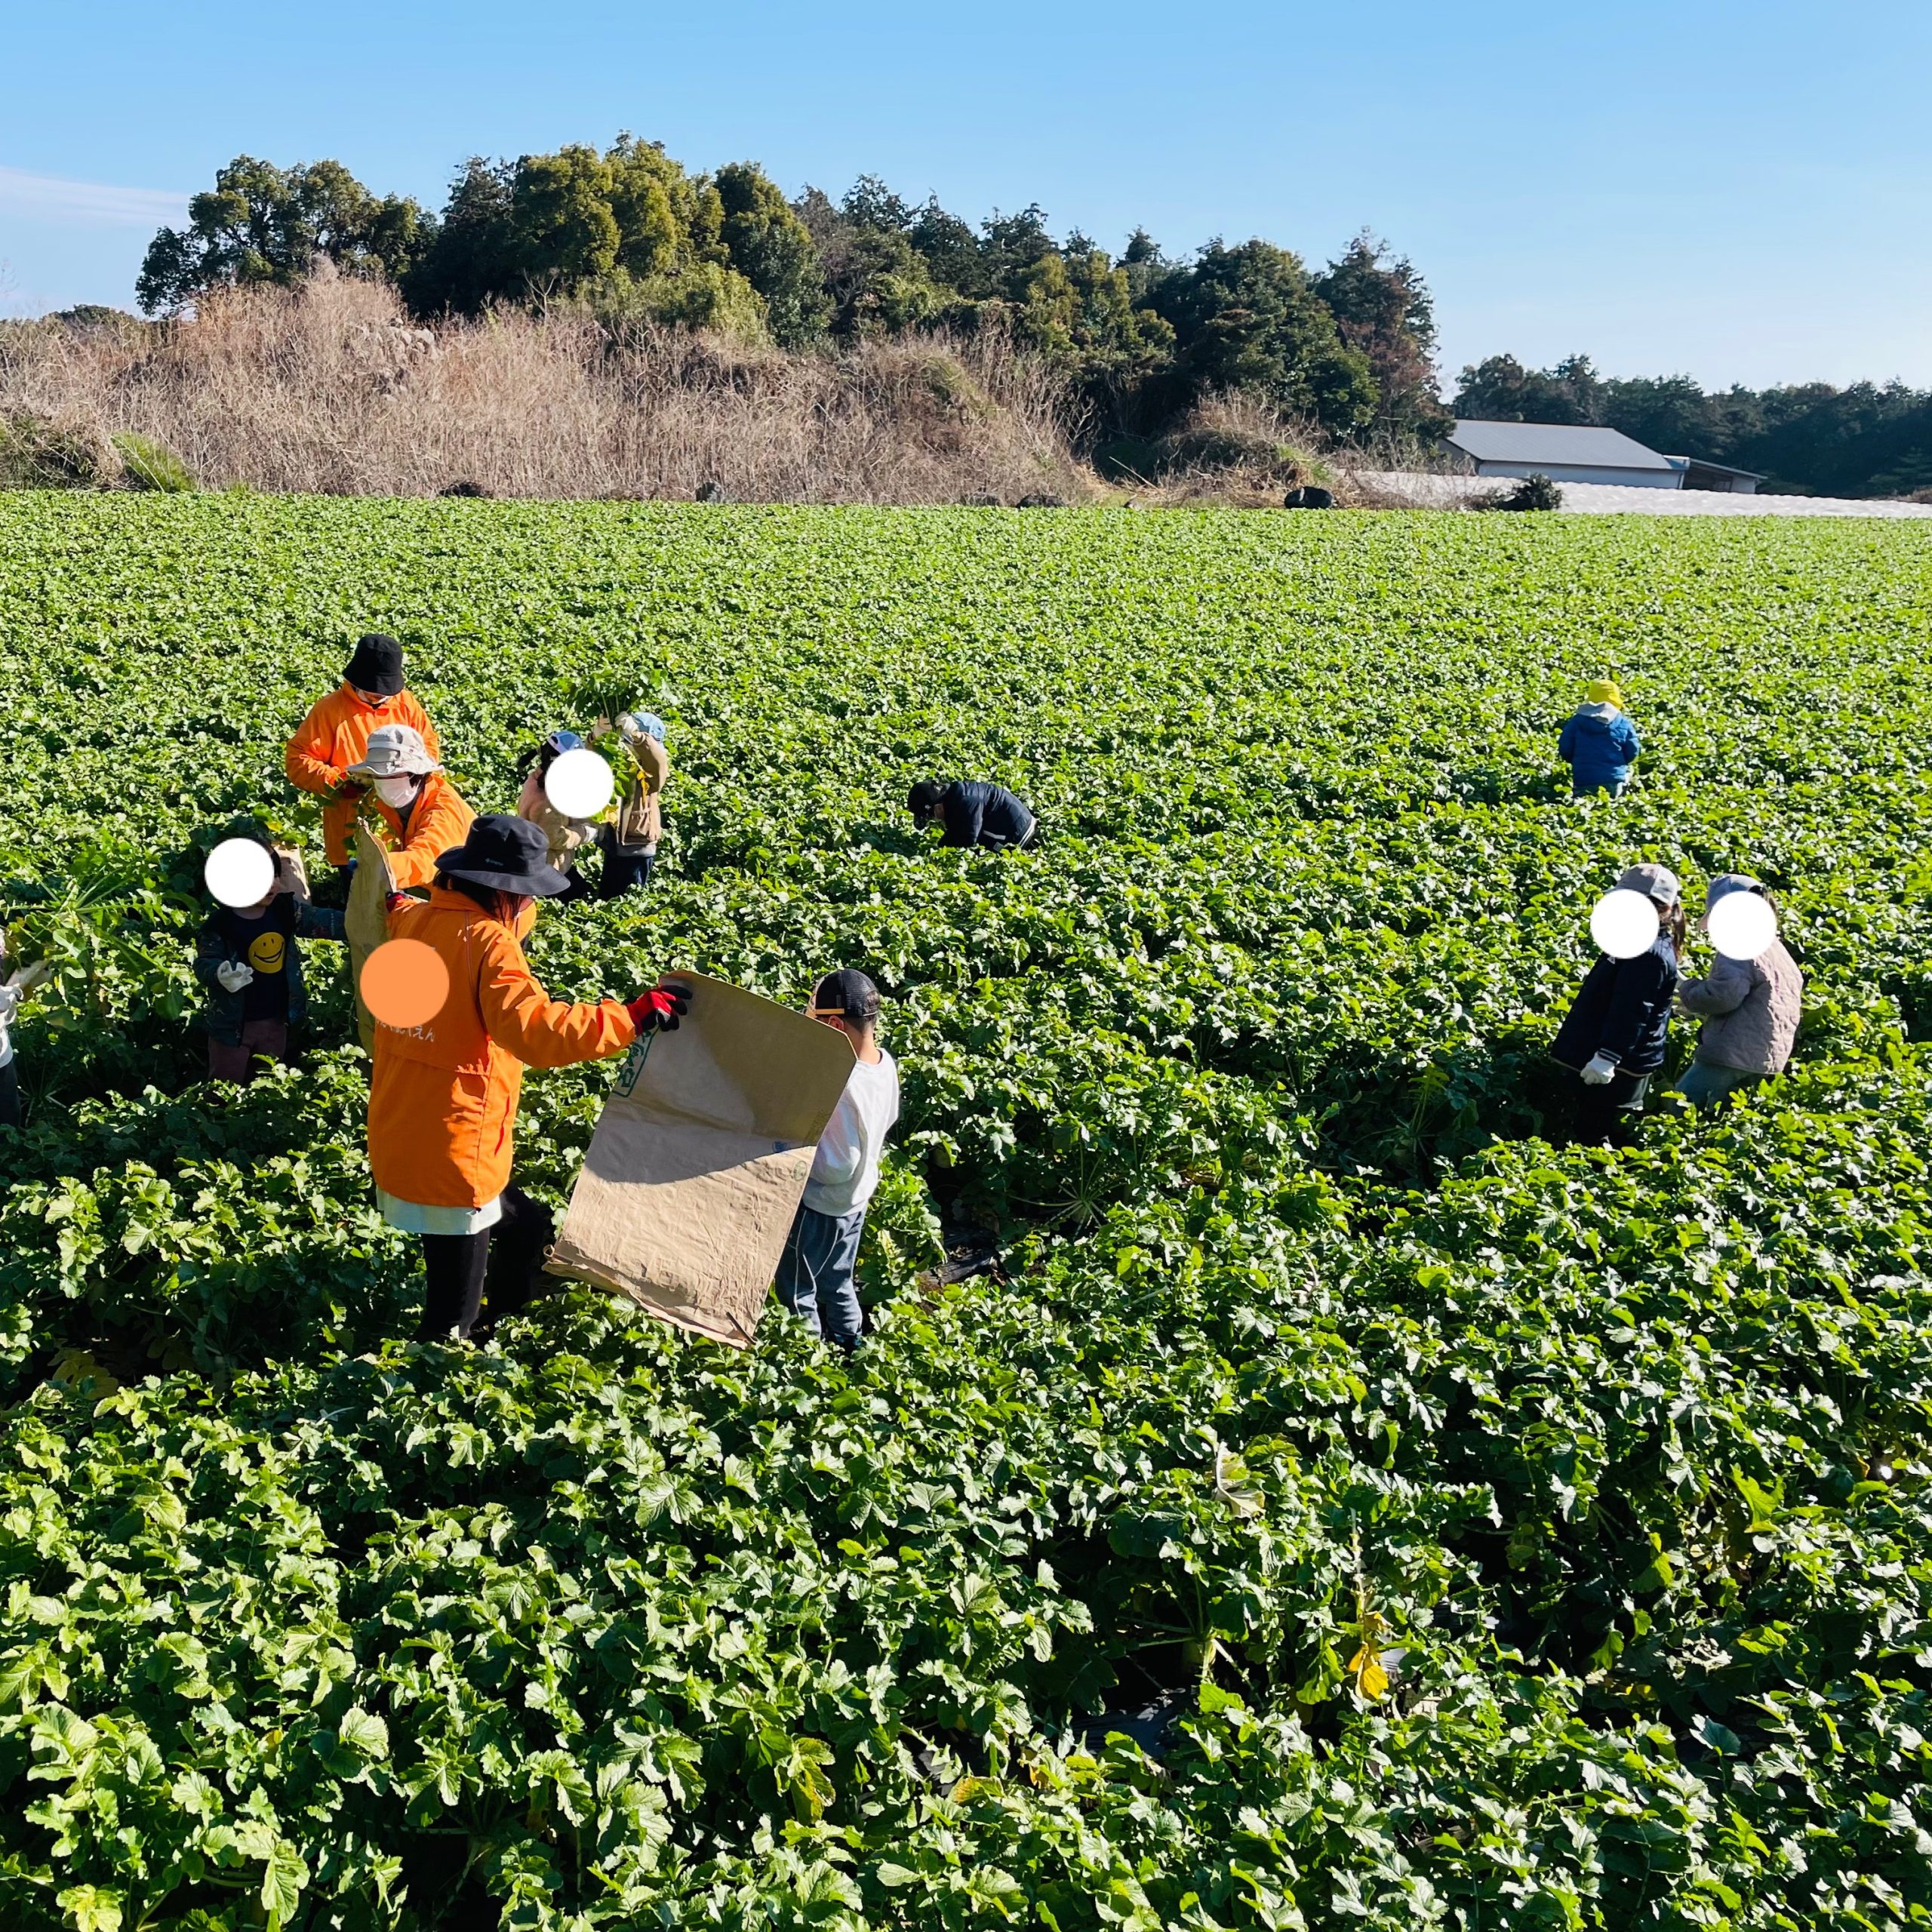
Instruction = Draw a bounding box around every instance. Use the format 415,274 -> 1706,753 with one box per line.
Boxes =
1473,459 -> 1683,489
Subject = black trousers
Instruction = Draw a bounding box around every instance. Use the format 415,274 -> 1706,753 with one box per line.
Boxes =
1575,1069 -> 1653,1147
417,1186 -> 556,1341
0,1057 -> 19,1131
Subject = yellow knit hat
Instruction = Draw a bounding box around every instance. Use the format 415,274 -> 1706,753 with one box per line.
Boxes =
1586,678 -> 1623,706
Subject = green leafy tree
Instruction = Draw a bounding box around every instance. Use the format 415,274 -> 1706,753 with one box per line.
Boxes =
509,144 -> 620,294
401,157 -> 515,315
798,195 -> 944,336
1118,227 -> 1172,303
1312,232 -> 1449,439
906,197 -> 989,298
980,205 -> 1056,291
1451,352 -> 1604,425
1010,250 -> 1174,405
714,162 -> 829,346
1151,240 -> 1378,432
840,175 -> 915,235
137,156 -> 429,314
607,134 -> 723,277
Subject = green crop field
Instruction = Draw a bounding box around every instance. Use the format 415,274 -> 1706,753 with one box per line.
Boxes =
3,494 -> 1932,1930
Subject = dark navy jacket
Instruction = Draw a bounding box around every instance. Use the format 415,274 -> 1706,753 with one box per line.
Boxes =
938,782 -> 1035,849
1558,704 -> 1641,795
194,897 -> 346,1045
1551,933 -> 1680,1075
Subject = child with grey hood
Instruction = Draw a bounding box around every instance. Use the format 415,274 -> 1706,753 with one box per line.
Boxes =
1670,875 -> 1804,1108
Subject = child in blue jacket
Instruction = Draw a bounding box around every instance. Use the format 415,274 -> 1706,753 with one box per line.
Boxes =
1558,680 -> 1641,797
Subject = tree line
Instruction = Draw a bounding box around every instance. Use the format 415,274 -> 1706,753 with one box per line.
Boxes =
132,143 -> 1927,497
132,144 -> 1446,449
1453,353 -> 1932,500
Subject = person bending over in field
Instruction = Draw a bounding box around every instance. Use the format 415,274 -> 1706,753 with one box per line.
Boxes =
194,826 -> 345,1084
1669,875 -> 1804,1109
346,726 -> 474,890
1551,863 -> 1683,1146
592,709 -> 669,900
909,779 -> 1038,851
368,814 -> 691,1343
1557,679 -> 1641,799
776,970 -> 901,1354
284,634 -> 442,877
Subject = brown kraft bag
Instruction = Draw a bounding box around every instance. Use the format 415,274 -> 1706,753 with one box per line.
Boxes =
546,971 -> 858,1347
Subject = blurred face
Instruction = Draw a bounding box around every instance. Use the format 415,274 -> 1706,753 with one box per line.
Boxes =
243,848 -> 296,913
352,685 -> 392,709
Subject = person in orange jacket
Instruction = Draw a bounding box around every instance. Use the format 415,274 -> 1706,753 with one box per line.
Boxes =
368,814 -> 691,1342
284,635 -> 442,868
343,724 -> 475,890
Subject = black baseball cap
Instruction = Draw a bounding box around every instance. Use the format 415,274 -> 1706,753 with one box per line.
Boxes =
811,968 -> 881,1023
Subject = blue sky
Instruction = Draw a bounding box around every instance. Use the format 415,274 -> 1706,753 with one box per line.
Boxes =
5,0 -> 1928,391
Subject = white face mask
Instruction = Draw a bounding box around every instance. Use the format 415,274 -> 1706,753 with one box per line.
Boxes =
374,774 -> 419,808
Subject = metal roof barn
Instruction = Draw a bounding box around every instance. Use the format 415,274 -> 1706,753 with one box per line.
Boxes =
1447,420 -> 1683,488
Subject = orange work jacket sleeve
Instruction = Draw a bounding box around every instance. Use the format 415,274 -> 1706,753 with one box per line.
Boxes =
369,888 -> 635,1209
476,925 -> 637,1067
284,684 -> 442,865
377,774 -> 475,891
285,697 -> 346,798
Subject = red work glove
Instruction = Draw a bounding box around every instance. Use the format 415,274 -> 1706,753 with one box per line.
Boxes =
384,892 -> 411,915
626,982 -> 691,1035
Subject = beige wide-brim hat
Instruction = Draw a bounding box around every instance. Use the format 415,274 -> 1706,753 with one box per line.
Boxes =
347,723 -> 441,779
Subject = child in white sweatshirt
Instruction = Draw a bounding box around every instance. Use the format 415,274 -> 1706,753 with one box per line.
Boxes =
775,968 -> 901,1351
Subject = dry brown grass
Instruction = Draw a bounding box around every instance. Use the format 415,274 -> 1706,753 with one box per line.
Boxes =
0,269 -> 1091,505
1098,393 -> 1362,508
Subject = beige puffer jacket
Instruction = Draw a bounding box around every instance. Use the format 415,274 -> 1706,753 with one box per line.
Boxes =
1677,940 -> 1804,1073
611,726 -> 669,853
515,771 -> 592,869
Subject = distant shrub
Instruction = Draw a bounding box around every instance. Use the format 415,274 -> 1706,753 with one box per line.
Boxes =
112,432 -> 196,492
439,478 -> 492,498
1481,471 -> 1564,512
1148,395 -> 1332,490
0,412 -> 120,489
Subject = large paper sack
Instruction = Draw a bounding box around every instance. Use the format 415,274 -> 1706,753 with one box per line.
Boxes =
345,826 -> 398,1056
546,971 -> 857,1347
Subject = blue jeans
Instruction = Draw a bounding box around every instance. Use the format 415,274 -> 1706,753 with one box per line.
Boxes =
1672,1057 -> 1759,1109
775,1202 -> 866,1349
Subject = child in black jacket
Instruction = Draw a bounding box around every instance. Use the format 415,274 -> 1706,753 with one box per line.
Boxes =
1551,863 -> 1684,1145
195,835 -> 345,1084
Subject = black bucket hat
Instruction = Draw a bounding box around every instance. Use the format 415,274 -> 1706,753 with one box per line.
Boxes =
435,815 -> 573,897
343,632 -> 406,697
907,780 -> 947,820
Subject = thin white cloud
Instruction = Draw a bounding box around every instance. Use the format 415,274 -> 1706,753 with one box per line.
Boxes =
0,166 -> 189,228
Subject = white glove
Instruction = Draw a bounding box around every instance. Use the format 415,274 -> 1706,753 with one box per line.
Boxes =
1580,1052 -> 1618,1086
216,961 -> 254,993
0,984 -> 18,1025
